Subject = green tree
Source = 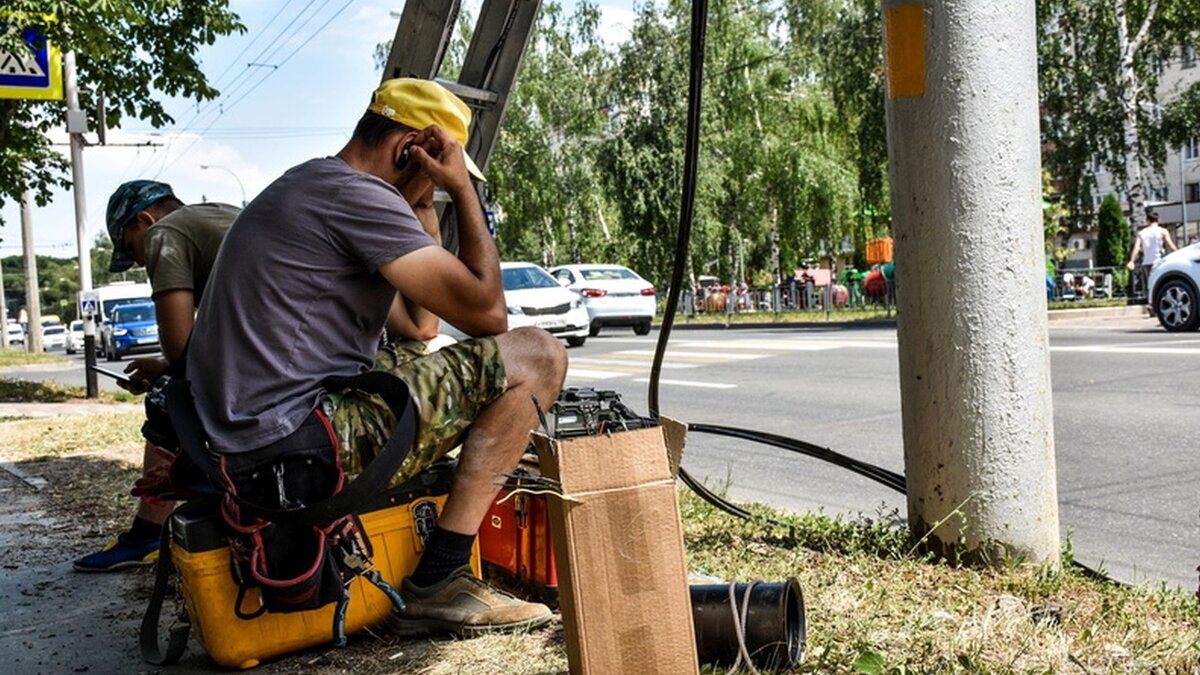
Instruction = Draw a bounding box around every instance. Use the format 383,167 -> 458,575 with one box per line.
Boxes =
1096,193 -> 1130,268
1038,0 -> 1200,232
0,2 -> 243,221
489,2 -> 614,268
810,0 -> 890,253
599,0 -> 694,287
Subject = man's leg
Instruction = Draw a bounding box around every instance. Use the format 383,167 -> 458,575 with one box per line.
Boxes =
72,444 -> 170,569
74,406 -> 175,572
394,327 -> 566,635
437,327 -> 567,534
136,441 -> 175,525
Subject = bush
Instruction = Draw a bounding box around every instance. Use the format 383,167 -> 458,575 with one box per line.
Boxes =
1096,194 -> 1130,268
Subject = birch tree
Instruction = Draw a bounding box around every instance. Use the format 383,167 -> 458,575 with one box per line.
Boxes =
1039,0 -> 1199,231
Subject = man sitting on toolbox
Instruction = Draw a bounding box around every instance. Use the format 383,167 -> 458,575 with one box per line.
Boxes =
185,78 -> 566,635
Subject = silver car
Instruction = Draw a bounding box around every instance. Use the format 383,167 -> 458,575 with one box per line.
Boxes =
549,264 -> 656,336
1148,242 -> 1200,332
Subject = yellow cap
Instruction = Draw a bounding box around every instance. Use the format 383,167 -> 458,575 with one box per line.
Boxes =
368,78 -> 486,182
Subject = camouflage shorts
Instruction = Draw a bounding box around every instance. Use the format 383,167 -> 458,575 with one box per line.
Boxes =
325,337 -> 507,487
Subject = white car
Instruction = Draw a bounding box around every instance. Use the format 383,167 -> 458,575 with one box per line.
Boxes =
1148,242 -> 1200,332
549,264 -> 656,336
3,323 -> 24,348
501,262 -> 591,347
42,325 -> 67,351
65,320 -> 85,354
441,262 -> 591,347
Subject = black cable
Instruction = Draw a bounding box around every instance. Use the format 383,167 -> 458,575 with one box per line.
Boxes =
648,0 -> 707,419
688,423 -> 907,494
642,0 -> 904,524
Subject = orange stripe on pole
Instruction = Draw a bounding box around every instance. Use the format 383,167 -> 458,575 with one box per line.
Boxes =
885,4 -> 926,99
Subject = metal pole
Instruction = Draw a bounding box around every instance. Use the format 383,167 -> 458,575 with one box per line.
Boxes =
0,256 -> 8,348
1181,145 -> 1189,241
64,52 -> 98,397
200,164 -> 247,206
883,0 -> 1059,565
19,173 -> 43,353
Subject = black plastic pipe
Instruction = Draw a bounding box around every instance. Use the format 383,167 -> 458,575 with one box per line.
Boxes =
691,580 -> 806,669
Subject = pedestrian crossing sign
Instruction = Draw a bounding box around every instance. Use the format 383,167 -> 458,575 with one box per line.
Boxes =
79,292 -> 99,318
0,27 -> 62,101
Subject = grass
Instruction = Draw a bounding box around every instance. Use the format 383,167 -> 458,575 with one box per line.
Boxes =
672,307 -> 895,325
0,377 -> 142,403
0,347 -> 69,367
1046,299 -> 1129,311
2,413 -> 1197,674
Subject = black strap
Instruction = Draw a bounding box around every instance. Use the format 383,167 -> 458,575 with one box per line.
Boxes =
139,511 -> 191,665
163,374 -> 418,527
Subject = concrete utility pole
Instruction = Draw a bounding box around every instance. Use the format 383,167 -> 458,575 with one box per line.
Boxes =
882,0 -> 1060,565
64,51 -> 98,397
20,177 -> 43,353
0,259 -> 9,347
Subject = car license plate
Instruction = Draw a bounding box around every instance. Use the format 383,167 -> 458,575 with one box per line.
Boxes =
536,319 -> 565,329
137,338 -> 157,345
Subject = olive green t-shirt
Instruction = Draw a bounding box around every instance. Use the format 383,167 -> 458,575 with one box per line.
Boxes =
144,203 -> 240,303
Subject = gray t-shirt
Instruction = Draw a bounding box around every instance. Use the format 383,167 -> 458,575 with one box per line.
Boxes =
187,157 -> 435,452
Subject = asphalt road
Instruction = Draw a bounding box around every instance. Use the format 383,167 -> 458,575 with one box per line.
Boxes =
568,315 -> 1198,591
6,315 -> 1196,590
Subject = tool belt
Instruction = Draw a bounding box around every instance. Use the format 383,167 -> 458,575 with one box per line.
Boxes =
141,372 -> 420,665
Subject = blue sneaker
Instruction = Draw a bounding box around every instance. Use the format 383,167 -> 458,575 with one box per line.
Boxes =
73,534 -> 159,572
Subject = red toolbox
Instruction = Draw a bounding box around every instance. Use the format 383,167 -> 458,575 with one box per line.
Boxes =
478,463 -> 559,605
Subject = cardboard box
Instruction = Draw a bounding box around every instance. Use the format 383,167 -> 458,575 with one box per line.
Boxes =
533,419 -> 698,675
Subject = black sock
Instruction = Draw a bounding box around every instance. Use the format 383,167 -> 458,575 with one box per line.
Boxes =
409,526 -> 475,588
124,516 -> 163,544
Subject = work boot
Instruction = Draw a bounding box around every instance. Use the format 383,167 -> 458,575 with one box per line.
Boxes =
390,565 -> 553,637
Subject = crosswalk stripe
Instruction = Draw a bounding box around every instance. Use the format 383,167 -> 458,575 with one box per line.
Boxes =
632,377 -> 736,389
615,349 -> 767,360
564,367 -> 628,380
676,338 -> 844,348
1050,345 -> 1200,355
569,357 -> 696,369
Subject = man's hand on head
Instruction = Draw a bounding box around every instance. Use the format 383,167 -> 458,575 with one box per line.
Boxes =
409,125 -> 472,195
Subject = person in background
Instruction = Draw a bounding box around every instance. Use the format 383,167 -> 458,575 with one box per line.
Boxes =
73,181 -> 238,572
1127,211 -> 1177,304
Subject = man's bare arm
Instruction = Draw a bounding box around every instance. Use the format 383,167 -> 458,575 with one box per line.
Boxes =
1164,229 -> 1178,253
121,289 -> 195,392
155,289 -> 196,363
391,183 -> 443,338
386,293 -> 438,341
1127,236 -> 1143,269
379,126 -> 505,336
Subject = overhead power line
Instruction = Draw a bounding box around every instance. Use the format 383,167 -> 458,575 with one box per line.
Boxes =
152,0 -> 356,179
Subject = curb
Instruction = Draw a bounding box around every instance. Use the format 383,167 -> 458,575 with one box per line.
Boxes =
660,305 -> 1138,331
665,317 -> 897,331
1045,305 -> 1146,321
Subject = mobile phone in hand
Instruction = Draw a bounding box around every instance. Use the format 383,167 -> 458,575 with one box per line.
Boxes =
89,365 -> 134,388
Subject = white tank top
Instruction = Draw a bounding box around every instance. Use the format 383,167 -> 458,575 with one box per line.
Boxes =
1139,226 -> 1163,265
